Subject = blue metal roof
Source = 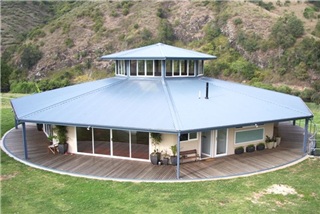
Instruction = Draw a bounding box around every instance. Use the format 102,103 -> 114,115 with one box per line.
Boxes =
11,77 -> 313,133
100,43 -> 217,60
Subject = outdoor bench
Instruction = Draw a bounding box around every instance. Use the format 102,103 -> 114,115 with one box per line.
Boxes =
180,149 -> 198,163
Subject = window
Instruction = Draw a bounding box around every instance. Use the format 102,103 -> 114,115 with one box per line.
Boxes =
137,60 -> 145,76
130,60 -> 137,76
154,60 -> 161,76
115,60 -> 127,76
173,60 -> 179,76
189,60 -> 195,76
198,60 -> 204,76
112,130 -> 130,157
235,128 -> 264,144
77,127 -> 93,153
180,132 -> 198,141
94,128 -> 110,155
146,60 -> 153,76
180,60 -> 188,76
131,131 -> 149,159
166,60 -> 173,76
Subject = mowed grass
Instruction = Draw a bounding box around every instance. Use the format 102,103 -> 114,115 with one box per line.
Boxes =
1,93 -> 320,213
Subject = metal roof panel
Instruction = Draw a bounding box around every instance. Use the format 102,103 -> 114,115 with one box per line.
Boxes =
101,43 -> 217,60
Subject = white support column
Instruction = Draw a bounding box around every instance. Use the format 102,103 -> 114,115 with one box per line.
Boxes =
176,132 -> 181,179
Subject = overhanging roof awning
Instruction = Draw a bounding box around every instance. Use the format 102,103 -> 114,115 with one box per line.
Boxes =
100,43 -> 217,60
11,77 -> 313,133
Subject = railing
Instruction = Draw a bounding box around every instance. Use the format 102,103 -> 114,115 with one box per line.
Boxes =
308,121 -> 318,154
295,119 -> 318,154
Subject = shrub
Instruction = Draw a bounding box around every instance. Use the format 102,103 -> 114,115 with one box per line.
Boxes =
65,38 -> 74,48
28,28 -> 46,40
311,92 -> 320,105
10,81 -> 38,93
314,21 -> 320,37
157,19 -> 175,44
157,8 -> 167,18
20,44 -> 42,69
233,18 -> 242,25
271,13 -> 304,48
303,7 -> 316,19
236,31 -> 260,52
300,88 -> 315,102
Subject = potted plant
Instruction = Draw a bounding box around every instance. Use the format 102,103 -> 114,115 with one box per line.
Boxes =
55,125 -> 68,154
162,150 -> 170,165
246,144 -> 255,153
265,135 -> 275,149
170,144 -> 177,166
47,134 -> 57,144
150,133 -> 162,165
234,146 -> 244,154
256,142 -> 265,151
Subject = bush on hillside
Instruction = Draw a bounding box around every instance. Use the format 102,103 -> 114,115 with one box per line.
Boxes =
20,44 -> 42,69
271,13 -> 304,48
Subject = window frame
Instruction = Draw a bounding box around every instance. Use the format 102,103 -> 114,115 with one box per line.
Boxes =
180,132 -> 198,142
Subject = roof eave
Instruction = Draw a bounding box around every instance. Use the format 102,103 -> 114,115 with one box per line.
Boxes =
100,56 -> 217,60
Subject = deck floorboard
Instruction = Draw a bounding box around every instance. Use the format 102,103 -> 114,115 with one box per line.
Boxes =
1,122 -> 306,181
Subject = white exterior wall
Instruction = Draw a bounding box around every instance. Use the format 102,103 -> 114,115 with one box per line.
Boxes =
227,123 -> 274,155
67,123 -> 274,158
150,133 -> 200,157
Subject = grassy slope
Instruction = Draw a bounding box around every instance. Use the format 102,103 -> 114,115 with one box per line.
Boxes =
1,93 -> 320,213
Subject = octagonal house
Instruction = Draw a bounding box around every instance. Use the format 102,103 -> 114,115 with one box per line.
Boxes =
10,43 -> 313,179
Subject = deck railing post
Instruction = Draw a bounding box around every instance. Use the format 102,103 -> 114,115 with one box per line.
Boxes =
22,122 -> 28,159
15,117 -> 18,129
303,118 -> 309,153
176,133 -> 181,179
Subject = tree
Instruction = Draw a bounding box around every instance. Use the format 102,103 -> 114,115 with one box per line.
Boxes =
157,19 -> 175,44
1,60 -> 12,92
20,44 -> 42,69
271,13 -> 304,48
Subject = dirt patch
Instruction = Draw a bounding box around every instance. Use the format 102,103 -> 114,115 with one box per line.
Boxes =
266,184 -> 298,195
251,184 -> 303,204
0,172 -> 18,181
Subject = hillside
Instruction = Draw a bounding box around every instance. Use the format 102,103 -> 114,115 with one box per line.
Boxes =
1,1 -> 54,52
1,1 -> 320,101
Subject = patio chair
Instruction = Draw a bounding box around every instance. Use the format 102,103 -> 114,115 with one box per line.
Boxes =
48,142 -> 59,154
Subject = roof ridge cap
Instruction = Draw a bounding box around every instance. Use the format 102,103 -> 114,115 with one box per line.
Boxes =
161,79 -> 181,132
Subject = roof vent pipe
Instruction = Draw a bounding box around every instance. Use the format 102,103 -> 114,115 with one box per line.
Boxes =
205,82 -> 209,99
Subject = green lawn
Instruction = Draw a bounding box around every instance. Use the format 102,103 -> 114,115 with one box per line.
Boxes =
1,93 -> 320,213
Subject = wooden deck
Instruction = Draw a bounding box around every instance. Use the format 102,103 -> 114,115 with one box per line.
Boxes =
1,123 -> 306,181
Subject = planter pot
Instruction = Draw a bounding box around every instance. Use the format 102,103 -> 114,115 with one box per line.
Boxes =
246,146 -> 255,153
266,142 -> 274,149
273,141 -> 278,148
58,143 -> 68,154
150,153 -> 161,165
276,137 -> 281,146
170,156 -> 177,166
235,147 -> 244,154
162,158 -> 169,165
256,144 -> 265,151
36,123 -> 43,131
